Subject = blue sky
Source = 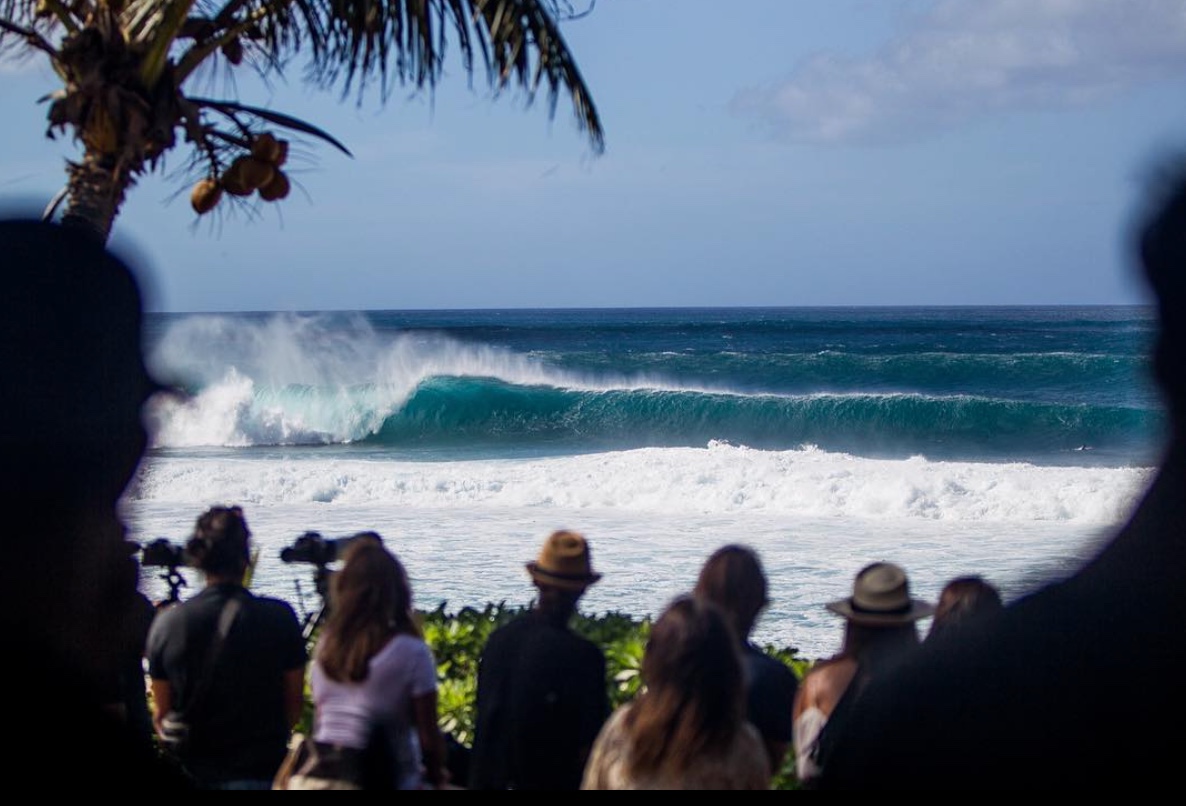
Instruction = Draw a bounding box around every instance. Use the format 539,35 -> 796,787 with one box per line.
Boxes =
3,0 -> 1186,312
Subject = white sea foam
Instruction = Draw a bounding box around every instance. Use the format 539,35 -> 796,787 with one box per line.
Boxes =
123,442 -> 1152,661
127,442 -> 1148,523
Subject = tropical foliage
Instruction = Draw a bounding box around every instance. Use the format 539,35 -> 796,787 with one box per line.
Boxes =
0,0 -> 604,241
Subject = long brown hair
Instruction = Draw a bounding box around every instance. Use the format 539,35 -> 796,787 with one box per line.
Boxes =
928,575 -> 1003,640
623,595 -> 746,778
316,536 -> 421,683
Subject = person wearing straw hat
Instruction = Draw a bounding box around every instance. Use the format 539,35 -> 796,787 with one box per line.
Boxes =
792,561 -> 934,787
469,530 -> 611,790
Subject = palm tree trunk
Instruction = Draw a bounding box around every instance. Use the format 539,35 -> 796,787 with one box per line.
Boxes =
60,153 -> 136,244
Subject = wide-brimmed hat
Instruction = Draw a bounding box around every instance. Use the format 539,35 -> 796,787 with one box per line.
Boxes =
526,530 -> 602,592
826,562 -> 935,626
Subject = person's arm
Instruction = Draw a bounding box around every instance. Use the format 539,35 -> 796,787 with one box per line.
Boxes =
411,690 -> 449,789
282,667 -> 305,730
149,677 -> 174,738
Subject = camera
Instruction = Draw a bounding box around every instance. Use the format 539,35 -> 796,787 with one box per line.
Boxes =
282,531 -> 383,640
280,531 -> 378,567
140,537 -> 188,568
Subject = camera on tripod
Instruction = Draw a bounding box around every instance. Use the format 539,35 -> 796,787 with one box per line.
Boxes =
280,531 -> 376,567
281,530 -> 383,641
140,537 -> 188,569
136,537 -> 189,605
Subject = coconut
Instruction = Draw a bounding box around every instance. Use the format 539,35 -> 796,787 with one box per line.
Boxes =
224,154 -> 275,194
190,179 -> 222,214
258,170 -> 291,202
251,133 -> 283,164
220,164 -> 252,197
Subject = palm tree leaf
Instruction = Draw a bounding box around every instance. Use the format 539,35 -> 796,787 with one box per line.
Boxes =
278,0 -> 601,152
190,95 -> 354,156
138,0 -> 200,84
476,0 -> 603,152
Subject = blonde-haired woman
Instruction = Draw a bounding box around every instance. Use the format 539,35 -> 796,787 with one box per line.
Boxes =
581,595 -> 769,790
300,536 -> 448,790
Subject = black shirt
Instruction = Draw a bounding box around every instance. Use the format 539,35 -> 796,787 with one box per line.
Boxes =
469,610 -> 610,790
742,642 -> 798,756
146,583 -> 306,786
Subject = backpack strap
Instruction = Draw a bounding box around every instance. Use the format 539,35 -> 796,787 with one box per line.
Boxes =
179,592 -> 244,719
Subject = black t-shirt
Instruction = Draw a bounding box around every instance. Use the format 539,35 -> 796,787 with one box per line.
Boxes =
742,642 -> 798,750
469,610 -> 610,790
146,583 -> 306,786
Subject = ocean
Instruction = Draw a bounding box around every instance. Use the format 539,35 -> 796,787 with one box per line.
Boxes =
123,306 -> 1165,661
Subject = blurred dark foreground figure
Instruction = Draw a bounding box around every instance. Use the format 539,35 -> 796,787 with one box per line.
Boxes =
0,218 -> 193,789
816,174 -> 1186,789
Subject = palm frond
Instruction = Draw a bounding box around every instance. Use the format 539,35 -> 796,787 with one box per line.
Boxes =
0,15 -> 60,53
282,0 -> 602,152
138,0 -> 199,84
190,95 -> 353,155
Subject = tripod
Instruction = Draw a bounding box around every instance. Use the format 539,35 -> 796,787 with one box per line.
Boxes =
297,563 -> 334,644
157,565 -> 187,607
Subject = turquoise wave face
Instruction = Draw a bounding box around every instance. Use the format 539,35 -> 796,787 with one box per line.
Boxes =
369,376 -> 1164,464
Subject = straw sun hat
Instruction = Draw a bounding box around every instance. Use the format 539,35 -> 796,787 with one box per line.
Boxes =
526,530 -> 603,592
826,561 -> 935,626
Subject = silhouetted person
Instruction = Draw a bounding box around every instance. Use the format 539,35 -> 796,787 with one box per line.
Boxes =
469,529 -> 611,790
581,595 -> 770,790
926,574 -> 1004,643
817,169 -> 1186,789
693,544 -> 798,779
792,561 -> 933,787
146,505 -> 307,789
0,217 -> 193,789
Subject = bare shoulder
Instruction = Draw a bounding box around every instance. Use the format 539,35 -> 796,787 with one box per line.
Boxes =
799,656 -> 858,711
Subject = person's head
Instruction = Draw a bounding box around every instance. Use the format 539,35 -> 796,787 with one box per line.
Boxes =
0,218 -> 161,509
526,529 -> 602,617
827,562 -> 935,662
1138,166 -> 1186,427
318,536 -> 419,682
927,575 -> 1004,640
185,505 -> 252,582
0,217 -> 163,695
693,543 -> 769,641
624,595 -> 747,778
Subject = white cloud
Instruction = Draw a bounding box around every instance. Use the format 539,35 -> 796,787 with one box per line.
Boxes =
731,0 -> 1186,144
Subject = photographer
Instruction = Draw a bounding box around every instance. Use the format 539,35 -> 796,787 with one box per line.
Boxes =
145,505 -> 307,789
